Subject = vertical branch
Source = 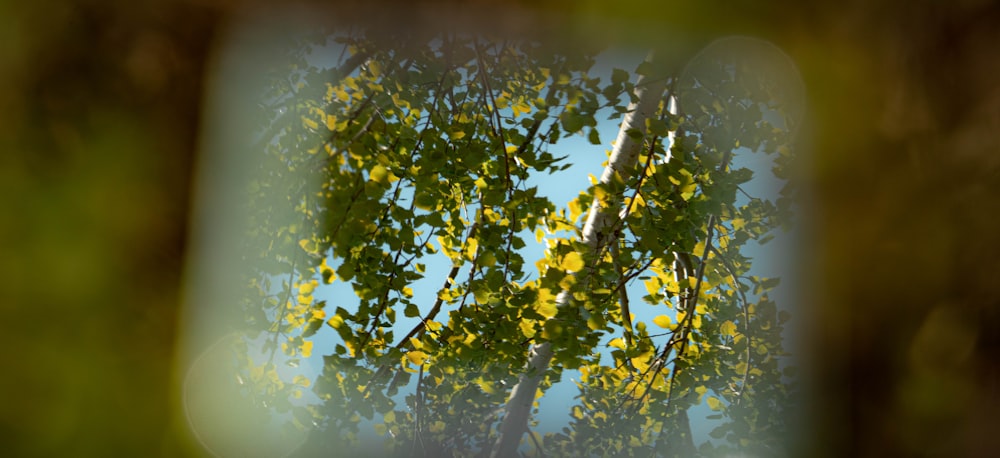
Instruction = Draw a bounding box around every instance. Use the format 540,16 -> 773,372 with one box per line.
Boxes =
611,238 -> 634,349
490,53 -> 667,458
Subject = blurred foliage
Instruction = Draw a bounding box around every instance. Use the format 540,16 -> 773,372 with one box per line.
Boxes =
2,0 -> 999,456
0,0 -> 217,455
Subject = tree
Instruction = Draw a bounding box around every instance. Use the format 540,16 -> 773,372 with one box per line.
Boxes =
232,25 -> 799,457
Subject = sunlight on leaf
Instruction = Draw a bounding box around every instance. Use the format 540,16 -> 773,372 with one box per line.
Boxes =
653,315 -> 673,329
561,251 -> 584,272
405,351 -> 428,366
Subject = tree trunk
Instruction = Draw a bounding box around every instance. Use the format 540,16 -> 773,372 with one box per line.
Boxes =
490,57 -> 668,457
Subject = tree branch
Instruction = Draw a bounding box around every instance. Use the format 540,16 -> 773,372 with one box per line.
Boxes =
490,54 -> 667,458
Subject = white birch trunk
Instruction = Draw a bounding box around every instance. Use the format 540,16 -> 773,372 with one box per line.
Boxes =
490,61 -> 668,458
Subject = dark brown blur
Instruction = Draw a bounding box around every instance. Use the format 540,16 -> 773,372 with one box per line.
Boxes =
790,2 -> 1000,457
0,0 -> 218,455
2,0 -> 999,456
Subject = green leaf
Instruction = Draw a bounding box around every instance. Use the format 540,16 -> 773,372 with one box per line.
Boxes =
647,118 -> 669,137
709,424 -> 729,439
560,111 -> 586,133
611,68 -> 629,85
588,127 -> 601,145
302,318 -> 324,338
634,60 -> 653,76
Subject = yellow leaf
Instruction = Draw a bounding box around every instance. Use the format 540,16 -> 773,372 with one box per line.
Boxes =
535,258 -> 548,275
302,116 -> 319,131
592,186 -> 608,206
718,235 -> 730,249
300,340 -> 313,358
370,164 -> 389,184
534,300 -> 557,319
320,258 -> 335,283
587,314 -> 605,330
653,315 -> 673,329
720,320 -> 737,336
344,76 -> 359,91
299,281 -> 317,295
475,377 -> 495,394
335,87 -> 349,102
568,198 -> 585,223
374,424 -> 387,436
692,240 -> 706,258
474,176 -> 488,191
512,102 -> 532,117
519,319 -> 537,338
299,238 -> 317,254
405,350 -> 427,366
608,338 -> 626,350
706,396 -> 724,411
644,278 -> 661,296
632,193 -> 646,208
464,237 -> 479,261
326,315 -> 344,330
384,411 -> 396,423
562,251 -> 584,272
293,375 -> 311,387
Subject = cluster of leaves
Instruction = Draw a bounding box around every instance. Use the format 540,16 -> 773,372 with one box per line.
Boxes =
237,27 -> 796,457
536,56 -> 794,457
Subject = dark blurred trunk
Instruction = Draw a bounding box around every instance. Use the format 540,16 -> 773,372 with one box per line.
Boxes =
0,1 -> 219,455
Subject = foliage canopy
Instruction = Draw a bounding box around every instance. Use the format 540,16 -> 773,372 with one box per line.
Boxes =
231,26 -> 799,457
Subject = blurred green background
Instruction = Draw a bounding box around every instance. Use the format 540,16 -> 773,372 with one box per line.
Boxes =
1,0 -> 998,456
